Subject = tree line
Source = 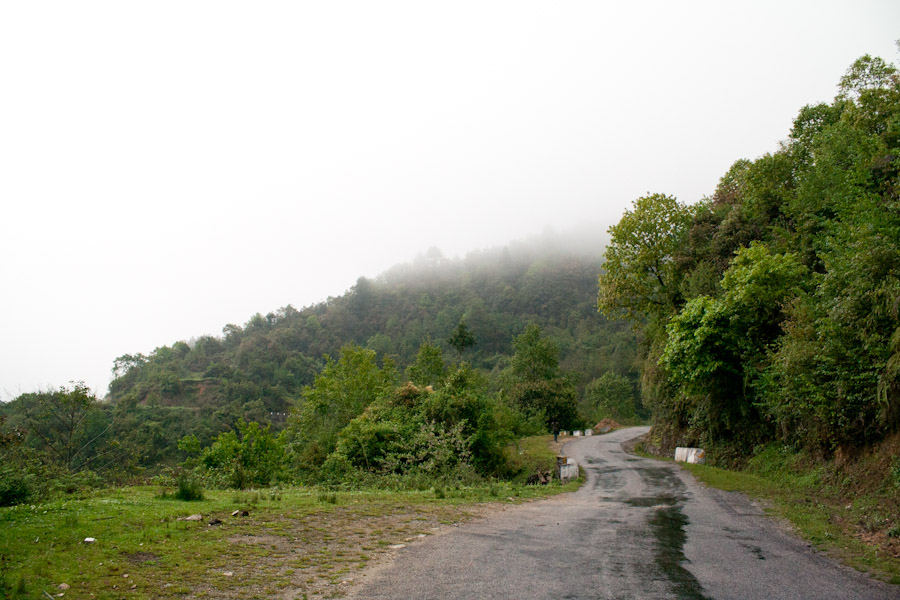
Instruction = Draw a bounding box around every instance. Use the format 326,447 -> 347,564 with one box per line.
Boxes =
1,237 -> 644,505
599,52 -> 900,460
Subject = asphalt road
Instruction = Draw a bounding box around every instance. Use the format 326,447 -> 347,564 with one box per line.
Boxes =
348,427 -> 898,600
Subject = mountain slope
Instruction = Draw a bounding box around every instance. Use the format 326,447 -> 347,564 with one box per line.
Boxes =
105,233 -> 637,464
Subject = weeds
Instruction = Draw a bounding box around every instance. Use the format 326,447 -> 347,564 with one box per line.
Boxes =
232,490 -> 261,505
317,492 -> 338,504
174,471 -> 204,501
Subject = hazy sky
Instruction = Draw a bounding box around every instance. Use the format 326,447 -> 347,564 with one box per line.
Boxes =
1,1 -> 898,400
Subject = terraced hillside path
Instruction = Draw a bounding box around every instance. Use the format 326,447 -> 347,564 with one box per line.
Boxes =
348,427 -> 897,600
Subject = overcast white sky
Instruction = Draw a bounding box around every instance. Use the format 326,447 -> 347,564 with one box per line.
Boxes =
1,1 -> 898,400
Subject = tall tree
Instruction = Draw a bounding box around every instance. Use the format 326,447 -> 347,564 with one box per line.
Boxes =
405,340 -> 447,388
19,383 -> 113,472
598,193 -> 694,322
289,345 -> 397,464
507,324 -> 578,428
448,320 -> 477,356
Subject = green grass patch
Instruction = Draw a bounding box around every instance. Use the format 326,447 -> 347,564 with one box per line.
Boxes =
504,434 -> 560,481
0,471 -> 579,599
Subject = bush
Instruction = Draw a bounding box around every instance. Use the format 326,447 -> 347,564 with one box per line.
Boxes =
197,419 -> 286,489
0,464 -> 33,507
50,470 -> 104,496
173,471 -> 204,501
319,452 -> 354,484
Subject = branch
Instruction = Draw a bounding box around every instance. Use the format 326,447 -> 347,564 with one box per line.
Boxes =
69,421 -> 113,463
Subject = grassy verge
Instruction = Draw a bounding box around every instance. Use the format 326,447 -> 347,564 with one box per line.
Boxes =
504,434 -> 560,479
1,440 -> 580,599
644,444 -> 900,585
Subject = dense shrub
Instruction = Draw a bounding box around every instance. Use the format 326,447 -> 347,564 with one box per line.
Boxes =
173,470 -> 204,501
0,463 -> 34,507
192,419 -> 286,488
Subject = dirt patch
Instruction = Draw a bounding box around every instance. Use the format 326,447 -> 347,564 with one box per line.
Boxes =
125,551 -> 160,564
594,418 -> 622,433
186,500 -> 512,600
227,533 -> 286,546
857,530 -> 900,560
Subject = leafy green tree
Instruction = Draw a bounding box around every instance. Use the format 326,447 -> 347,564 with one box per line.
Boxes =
111,353 -> 147,380
19,382 -> 114,472
288,345 -> 397,467
405,340 -> 447,388
767,197 -> 900,448
661,244 -> 807,443
838,54 -> 897,101
196,419 -> 285,488
718,243 -> 807,352
507,324 -> 578,429
584,372 -> 637,423
598,193 -> 694,322
448,320 -> 476,356
0,416 -> 36,506
511,323 -> 559,381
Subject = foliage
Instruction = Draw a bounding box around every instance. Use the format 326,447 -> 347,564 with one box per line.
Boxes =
0,417 -> 33,507
287,345 -> 397,473
511,323 -> 560,381
316,357 -> 512,483
583,372 -> 638,424
173,469 -> 204,501
503,435 -> 566,483
196,419 -> 286,489
598,193 -> 694,322
447,319 -> 477,355
15,382 -> 114,473
604,52 -> 900,456
659,244 -> 807,443
0,465 -> 33,508
405,339 -> 447,388
505,324 -> 579,429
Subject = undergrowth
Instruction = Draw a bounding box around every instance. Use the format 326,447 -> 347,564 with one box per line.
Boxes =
0,435 -> 579,599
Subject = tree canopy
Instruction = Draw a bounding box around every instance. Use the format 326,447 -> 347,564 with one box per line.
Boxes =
601,52 -> 900,455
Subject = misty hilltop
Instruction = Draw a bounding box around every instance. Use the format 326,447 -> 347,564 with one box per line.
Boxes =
98,229 -> 634,462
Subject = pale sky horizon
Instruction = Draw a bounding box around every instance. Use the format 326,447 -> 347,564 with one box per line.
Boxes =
2,1 -> 898,400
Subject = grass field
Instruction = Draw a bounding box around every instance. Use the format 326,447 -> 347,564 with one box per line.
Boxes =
0,438 -> 580,599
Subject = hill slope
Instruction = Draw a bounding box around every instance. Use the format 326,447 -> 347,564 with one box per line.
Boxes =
102,233 -> 637,465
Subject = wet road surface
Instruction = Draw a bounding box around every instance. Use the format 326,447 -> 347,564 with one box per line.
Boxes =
348,427 -> 898,599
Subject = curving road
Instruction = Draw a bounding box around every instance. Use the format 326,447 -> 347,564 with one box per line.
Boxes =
348,427 -> 897,600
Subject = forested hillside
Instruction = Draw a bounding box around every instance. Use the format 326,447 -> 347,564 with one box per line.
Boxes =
109,236 -> 634,420
2,232 -> 642,501
600,53 -> 900,460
